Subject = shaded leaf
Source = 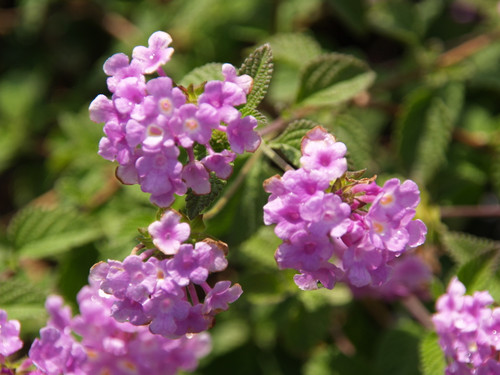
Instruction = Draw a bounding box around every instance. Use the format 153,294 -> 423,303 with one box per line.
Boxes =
374,322 -> 423,375
367,0 -> 424,45
330,115 -> 373,172
265,33 -> 322,68
442,230 -> 500,265
238,226 -> 281,269
456,249 -> 500,300
296,53 -> 375,108
396,83 -> 463,185
420,331 -> 446,375
184,173 -> 227,220
7,206 -> 103,258
325,0 -> 368,36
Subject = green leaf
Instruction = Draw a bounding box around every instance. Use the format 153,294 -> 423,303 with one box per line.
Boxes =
239,44 -> 273,110
238,226 -> 281,269
7,206 -> 103,258
240,107 -> 269,128
374,322 -> 423,375
493,145 -> 500,198
420,331 -> 446,375
456,249 -> 500,299
0,273 -> 51,334
330,115 -> 373,171
239,156 -> 274,237
367,0 -> 424,45
178,62 -> 224,87
184,173 -> 227,220
209,318 -> 250,357
442,230 -> 500,265
325,0 -> 368,36
396,83 -> 463,185
265,33 -> 322,68
269,119 -> 319,167
296,53 -> 375,108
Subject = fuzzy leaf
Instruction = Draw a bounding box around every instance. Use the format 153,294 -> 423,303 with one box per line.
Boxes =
179,62 -> 224,87
442,230 -> 500,265
296,53 -> 375,108
265,33 -> 322,68
239,44 -> 273,110
184,173 -> 227,220
493,145 -> 500,198
7,206 -> 103,258
374,324 -> 422,375
325,0 -> 368,35
367,0 -> 424,45
456,249 -> 500,300
330,115 -> 373,171
396,83 -> 463,185
269,119 -> 319,167
240,107 -> 269,128
420,332 -> 446,375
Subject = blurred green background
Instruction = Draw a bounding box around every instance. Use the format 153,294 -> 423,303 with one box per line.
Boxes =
1,0 -> 500,374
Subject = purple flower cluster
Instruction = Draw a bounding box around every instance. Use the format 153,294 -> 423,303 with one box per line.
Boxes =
28,282 -> 211,375
433,277 -> 500,375
0,309 -> 23,368
89,31 -> 261,207
89,209 -> 242,339
0,311 -> 22,358
263,126 -> 427,291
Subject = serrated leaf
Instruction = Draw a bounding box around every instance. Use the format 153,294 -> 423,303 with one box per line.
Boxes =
325,0 -> 368,36
240,107 -> 269,128
18,228 -> 102,258
374,324 -> 422,375
7,206 -> 103,258
184,173 -> 227,220
296,53 -> 375,108
269,119 -> 319,167
396,83 -> 463,185
239,44 -> 273,110
411,99 -> 453,184
456,249 -> 500,297
367,0 -> 424,45
420,332 -> 446,375
265,33 -> 322,68
178,62 -> 224,87
330,115 -> 373,171
442,230 -> 500,265
2,304 -> 48,335
493,145 -> 500,198
0,274 -> 50,306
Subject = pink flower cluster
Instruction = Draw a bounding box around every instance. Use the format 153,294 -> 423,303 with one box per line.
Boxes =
89,31 -> 261,207
433,277 -> 500,375
90,210 -> 242,339
263,126 -> 427,291
28,283 -> 211,375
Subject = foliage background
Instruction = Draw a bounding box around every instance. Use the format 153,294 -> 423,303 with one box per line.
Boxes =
1,0 -> 500,374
